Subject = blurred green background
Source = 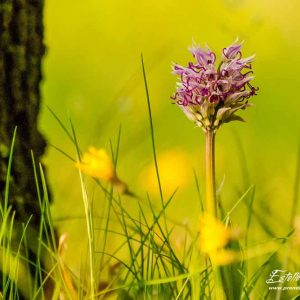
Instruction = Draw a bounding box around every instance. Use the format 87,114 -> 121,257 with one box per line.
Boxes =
41,0 -> 300,272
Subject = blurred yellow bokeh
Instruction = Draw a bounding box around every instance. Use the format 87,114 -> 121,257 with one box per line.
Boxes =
140,149 -> 191,196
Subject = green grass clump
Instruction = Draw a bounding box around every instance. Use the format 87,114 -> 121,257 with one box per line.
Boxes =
1,60 -> 300,300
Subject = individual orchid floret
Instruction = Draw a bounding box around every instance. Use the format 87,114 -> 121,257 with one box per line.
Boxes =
222,38 -> 243,60
171,39 -> 258,132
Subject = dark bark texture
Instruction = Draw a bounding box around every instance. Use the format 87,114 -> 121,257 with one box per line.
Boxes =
0,0 -> 46,226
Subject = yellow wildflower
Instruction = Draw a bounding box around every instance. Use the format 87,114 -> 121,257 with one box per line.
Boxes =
75,147 -> 115,181
198,215 -> 278,266
198,214 -> 231,253
198,214 -> 240,265
75,147 -> 131,195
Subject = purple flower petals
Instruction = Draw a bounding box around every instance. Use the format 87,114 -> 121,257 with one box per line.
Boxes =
171,39 -> 258,131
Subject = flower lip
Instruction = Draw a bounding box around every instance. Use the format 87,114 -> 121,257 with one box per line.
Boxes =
209,94 -> 219,103
201,87 -> 209,96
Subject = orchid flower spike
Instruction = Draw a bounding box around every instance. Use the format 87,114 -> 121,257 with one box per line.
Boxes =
172,39 -> 258,132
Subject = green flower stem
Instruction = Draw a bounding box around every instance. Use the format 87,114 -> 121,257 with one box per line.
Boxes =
205,129 -> 217,216
205,130 -> 226,299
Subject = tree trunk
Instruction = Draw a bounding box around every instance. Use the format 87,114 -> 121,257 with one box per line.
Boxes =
0,0 -> 46,224
0,0 -> 52,298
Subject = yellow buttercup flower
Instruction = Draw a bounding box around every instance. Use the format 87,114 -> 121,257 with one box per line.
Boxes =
198,215 -> 278,266
198,214 -> 231,253
198,214 -> 240,265
75,147 -> 115,181
75,147 -> 131,195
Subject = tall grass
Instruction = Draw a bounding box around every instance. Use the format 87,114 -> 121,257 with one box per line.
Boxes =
1,61 -> 300,300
